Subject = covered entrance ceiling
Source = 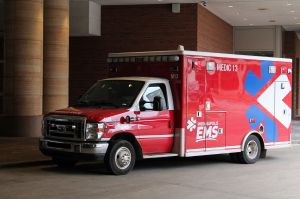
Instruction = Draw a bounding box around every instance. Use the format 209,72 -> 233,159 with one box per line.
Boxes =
99,0 -> 300,31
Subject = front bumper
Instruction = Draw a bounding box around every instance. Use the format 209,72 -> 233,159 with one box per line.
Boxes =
39,138 -> 109,161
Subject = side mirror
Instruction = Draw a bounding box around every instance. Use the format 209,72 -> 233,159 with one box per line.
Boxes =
139,100 -> 147,111
139,96 -> 162,111
153,96 -> 162,111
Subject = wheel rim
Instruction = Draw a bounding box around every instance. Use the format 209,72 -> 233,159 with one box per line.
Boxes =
246,140 -> 258,159
114,146 -> 131,170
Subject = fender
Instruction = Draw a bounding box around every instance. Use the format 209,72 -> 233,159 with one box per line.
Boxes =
104,132 -> 144,160
241,130 -> 265,151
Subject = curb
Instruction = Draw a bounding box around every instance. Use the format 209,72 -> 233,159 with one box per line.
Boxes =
0,160 -> 52,169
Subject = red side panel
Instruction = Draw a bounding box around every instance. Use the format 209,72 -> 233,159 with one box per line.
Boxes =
184,55 -> 292,153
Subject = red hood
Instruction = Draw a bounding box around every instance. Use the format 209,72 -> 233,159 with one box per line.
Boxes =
49,107 -> 129,122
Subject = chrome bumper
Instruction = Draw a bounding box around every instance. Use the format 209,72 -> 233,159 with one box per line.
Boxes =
39,138 -> 109,160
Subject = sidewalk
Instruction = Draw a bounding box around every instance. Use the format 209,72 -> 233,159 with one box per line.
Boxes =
291,120 -> 300,143
0,137 -> 50,165
0,120 -> 300,165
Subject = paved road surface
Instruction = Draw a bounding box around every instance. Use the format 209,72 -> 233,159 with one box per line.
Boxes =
1,145 -> 300,199
1,120 -> 300,199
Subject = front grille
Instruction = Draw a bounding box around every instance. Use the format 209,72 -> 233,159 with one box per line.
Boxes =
44,115 -> 86,141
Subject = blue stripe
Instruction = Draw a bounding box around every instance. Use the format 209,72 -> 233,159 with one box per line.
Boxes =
246,104 -> 278,142
244,60 -> 274,96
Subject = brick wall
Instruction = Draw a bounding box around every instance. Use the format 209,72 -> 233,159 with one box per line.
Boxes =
70,4 -> 198,104
69,4 -> 233,105
197,5 -> 233,53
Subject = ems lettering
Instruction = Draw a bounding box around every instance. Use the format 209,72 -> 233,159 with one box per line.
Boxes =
217,64 -> 238,72
196,125 -> 219,142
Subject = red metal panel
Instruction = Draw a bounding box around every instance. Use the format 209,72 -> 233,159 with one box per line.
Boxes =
185,57 -> 206,151
205,112 -> 226,149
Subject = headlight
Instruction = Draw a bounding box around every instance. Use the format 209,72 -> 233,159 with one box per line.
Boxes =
85,123 -> 106,140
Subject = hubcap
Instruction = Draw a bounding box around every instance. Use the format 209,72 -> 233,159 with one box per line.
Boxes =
246,140 -> 258,159
115,147 -> 131,170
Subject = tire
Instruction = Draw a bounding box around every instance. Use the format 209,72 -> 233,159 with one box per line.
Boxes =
238,135 -> 261,164
52,157 -> 77,168
105,140 -> 136,175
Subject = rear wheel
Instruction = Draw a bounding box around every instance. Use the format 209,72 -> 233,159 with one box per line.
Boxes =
105,140 -> 136,175
238,135 -> 261,164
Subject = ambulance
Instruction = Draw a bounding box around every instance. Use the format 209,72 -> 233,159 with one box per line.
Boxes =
40,46 -> 292,175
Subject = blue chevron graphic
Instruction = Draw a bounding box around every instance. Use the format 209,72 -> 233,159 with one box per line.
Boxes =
244,60 -> 274,96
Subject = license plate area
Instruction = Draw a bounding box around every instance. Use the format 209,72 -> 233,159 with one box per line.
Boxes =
47,141 -> 72,150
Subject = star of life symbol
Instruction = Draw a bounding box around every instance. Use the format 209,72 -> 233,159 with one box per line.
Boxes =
187,117 -> 197,132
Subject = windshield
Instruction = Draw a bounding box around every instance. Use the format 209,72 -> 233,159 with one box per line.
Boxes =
76,80 -> 145,108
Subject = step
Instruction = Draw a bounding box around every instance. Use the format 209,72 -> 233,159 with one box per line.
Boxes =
143,153 -> 179,159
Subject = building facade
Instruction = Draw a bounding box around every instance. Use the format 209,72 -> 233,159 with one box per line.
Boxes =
0,0 -> 299,137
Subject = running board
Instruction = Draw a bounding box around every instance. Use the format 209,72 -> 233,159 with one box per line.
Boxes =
143,153 -> 179,159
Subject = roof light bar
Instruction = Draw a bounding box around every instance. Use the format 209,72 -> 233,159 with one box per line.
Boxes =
107,55 -> 180,63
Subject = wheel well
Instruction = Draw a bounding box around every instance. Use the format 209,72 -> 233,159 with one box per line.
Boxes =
253,133 -> 265,151
110,133 -> 143,160
242,132 -> 265,152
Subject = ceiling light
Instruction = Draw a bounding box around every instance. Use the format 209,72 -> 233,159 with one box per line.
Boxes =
287,3 -> 292,6
228,5 -> 233,8
290,10 -> 296,13
249,24 -> 254,26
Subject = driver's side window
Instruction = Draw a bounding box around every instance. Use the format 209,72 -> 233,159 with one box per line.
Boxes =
140,83 -> 168,111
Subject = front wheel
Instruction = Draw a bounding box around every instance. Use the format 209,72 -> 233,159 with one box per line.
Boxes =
105,140 -> 136,175
239,135 -> 261,164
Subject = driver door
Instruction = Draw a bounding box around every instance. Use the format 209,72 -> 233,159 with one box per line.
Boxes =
136,83 -> 174,154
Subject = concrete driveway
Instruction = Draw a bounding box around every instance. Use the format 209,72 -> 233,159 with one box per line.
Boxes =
1,145 -> 300,199
1,120 -> 300,199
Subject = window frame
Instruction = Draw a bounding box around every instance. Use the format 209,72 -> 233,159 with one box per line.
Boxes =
139,83 -> 169,111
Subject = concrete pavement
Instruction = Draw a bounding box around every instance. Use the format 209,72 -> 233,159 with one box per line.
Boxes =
292,120 -> 300,143
0,141 -> 300,198
0,121 -> 300,198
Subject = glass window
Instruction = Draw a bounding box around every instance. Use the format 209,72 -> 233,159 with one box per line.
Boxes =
140,83 -> 168,111
77,80 -> 145,108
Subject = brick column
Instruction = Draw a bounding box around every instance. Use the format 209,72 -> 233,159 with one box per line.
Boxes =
2,0 -> 43,137
43,0 -> 69,114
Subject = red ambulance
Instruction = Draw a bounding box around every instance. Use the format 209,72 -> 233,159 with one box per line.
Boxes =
40,46 -> 292,175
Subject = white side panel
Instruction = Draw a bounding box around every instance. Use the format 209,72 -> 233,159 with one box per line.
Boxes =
275,80 -> 292,128
257,75 -> 291,128
257,84 -> 275,118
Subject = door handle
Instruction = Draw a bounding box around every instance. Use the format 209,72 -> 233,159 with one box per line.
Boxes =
283,109 -> 287,115
169,121 -> 172,128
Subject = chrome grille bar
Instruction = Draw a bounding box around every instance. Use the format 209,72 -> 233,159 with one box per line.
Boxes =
44,115 -> 86,141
